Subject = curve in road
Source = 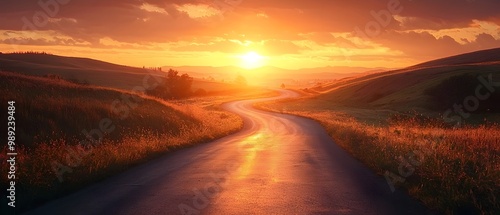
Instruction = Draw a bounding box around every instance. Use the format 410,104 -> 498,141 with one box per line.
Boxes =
25,90 -> 432,215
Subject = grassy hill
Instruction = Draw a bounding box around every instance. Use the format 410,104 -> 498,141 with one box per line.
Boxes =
410,47 -> 500,68
296,48 -> 500,123
0,53 -> 374,92
319,64 -> 499,109
0,53 -> 244,94
0,71 -> 243,212
257,48 -> 500,214
0,53 -> 158,90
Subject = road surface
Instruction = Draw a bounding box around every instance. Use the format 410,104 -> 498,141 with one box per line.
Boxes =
26,90 -> 432,215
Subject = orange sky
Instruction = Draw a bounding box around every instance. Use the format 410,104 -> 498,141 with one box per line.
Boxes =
1,0 -> 500,70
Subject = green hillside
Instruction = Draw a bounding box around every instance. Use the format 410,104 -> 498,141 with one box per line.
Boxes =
320,64 -> 499,110
268,48 -> 499,125
0,53 -> 241,93
310,49 -> 500,113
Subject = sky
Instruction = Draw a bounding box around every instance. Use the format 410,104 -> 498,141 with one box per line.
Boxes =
1,0 -> 500,70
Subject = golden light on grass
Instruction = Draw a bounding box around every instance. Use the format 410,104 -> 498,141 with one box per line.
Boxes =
0,71 -> 245,209
239,51 -> 265,69
257,101 -> 500,213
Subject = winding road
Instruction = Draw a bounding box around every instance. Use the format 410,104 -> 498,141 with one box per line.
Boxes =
26,90 -> 432,215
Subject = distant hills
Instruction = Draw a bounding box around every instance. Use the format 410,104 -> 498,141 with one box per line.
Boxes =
0,53 -> 240,93
410,48 -> 500,68
0,53 -> 166,90
310,47 -> 500,114
165,65 -> 388,87
8,47 -> 499,113
0,52 -> 387,90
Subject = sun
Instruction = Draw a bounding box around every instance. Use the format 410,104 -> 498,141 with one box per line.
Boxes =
239,51 -> 265,69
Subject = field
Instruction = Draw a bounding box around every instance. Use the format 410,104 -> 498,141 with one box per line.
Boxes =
257,98 -> 500,214
2,49 -> 499,214
255,49 -> 500,214
0,71 -> 252,212
0,53 -> 247,93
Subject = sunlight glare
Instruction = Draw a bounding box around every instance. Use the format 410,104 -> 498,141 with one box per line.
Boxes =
239,51 -> 265,69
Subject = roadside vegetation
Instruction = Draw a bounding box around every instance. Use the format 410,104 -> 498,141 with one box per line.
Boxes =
0,71 -> 249,212
257,99 -> 499,214
256,50 -> 500,214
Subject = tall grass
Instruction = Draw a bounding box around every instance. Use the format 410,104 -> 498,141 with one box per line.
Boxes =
0,71 -> 243,211
258,102 -> 500,214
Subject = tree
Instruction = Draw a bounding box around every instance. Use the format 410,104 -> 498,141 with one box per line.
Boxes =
147,69 -> 193,99
167,69 -> 178,81
166,69 -> 193,99
280,83 -> 286,89
235,74 -> 247,86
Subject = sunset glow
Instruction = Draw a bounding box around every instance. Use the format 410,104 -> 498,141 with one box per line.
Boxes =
239,51 -> 265,69
2,1 -> 500,214
0,1 -> 499,70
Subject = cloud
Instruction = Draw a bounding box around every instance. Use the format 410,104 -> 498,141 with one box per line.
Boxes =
170,38 -> 306,56
140,3 -> 169,14
170,39 -> 242,53
469,33 -> 500,49
1,0 -> 500,68
0,36 -> 90,47
373,30 -> 500,60
2,0 -> 498,42
399,0 -> 500,28
260,40 -> 306,55
175,4 -> 220,18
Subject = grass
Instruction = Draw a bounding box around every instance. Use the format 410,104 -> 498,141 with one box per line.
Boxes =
0,53 -> 245,93
256,97 -> 500,214
311,62 -> 500,114
275,57 -> 500,214
0,71 -> 245,212
260,54 -> 500,213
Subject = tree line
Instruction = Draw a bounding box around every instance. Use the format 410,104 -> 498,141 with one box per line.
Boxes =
147,69 -> 196,99
2,51 -> 53,55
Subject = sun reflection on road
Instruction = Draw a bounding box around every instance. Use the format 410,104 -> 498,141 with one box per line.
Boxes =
237,132 -> 266,179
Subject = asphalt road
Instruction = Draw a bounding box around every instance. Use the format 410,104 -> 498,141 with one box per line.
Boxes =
25,90 -> 432,215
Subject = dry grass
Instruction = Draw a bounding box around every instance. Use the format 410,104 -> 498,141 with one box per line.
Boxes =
257,101 -> 500,215
0,71 -> 243,211
4,115 -> 241,209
